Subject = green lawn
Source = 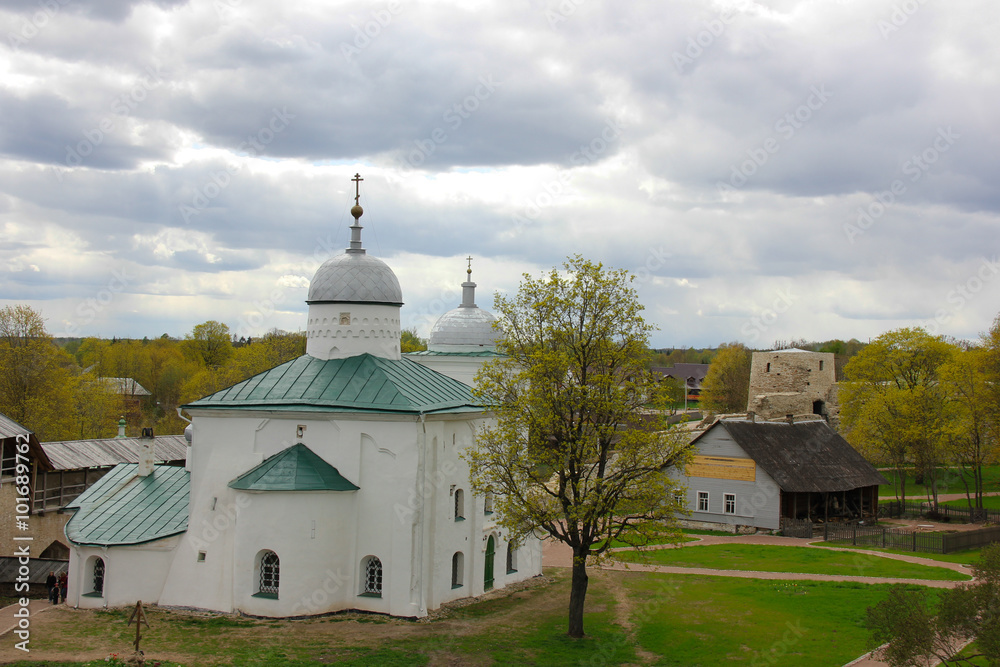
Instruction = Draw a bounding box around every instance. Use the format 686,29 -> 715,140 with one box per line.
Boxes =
0,567 -> 919,667
612,544 -> 969,581
622,573 -> 928,666
809,541 -> 985,566
941,495 -> 1000,510
879,465 -> 1000,498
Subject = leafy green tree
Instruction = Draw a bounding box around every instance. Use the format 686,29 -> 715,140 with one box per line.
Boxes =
940,345 -> 999,514
840,328 -> 957,506
0,305 -> 76,440
184,320 -> 234,368
655,375 -> 686,413
71,375 -> 125,439
699,342 -> 751,413
400,327 -> 427,353
465,257 -> 691,638
866,543 -> 1000,666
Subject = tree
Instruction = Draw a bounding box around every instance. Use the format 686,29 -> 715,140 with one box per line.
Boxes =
866,543 -> 1000,666
840,328 -> 957,506
400,327 -> 427,353
184,321 -> 234,368
660,376 -> 686,413
0,305 -> 76,440
940,345 -> 999,515
465,257 -> 691,638
699,342 -> 751,413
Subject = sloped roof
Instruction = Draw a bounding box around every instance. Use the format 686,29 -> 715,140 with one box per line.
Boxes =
65,464 -> 189,546
0,413 -> 31,440
695,420 -> 888,493
0,413 -> 52,469
183,353 -> 483,415
229,443 -> 359,491
42,435 -> 187,470
102,377 -> 152,396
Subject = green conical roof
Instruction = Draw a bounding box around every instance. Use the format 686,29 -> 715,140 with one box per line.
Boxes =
228,443 -> 359,491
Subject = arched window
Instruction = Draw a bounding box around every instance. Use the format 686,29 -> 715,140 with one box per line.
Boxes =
484,489 -> 494,515
454,489 -> 465,521
92,557 -> 105,595
506,543 -> 518,574
361,556 -> 382,597
257,550 -> 279,597
451,552 -> 464,589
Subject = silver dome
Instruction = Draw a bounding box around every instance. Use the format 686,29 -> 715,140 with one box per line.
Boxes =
430,306 -> 497,347
307,251 -> 403,305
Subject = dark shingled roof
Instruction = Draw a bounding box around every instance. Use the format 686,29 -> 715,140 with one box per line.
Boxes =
696,420 -> 888,493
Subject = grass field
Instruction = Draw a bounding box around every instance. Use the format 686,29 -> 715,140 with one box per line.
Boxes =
940,495 -> 1000,510
0,568 -> 918,666
625,574 -> 921,666
878,465 -> 1000,498
612,544 -> 970,581
808,541 -> 985,566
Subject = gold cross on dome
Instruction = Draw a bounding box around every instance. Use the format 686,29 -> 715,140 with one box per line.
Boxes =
352,173 -> 363,205
466,255 -> 473,274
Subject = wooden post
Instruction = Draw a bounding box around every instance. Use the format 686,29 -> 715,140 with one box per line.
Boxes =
127,600 -> 150,654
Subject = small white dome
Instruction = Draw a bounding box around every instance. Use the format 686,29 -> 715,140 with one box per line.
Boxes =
308,252 -> 402,305
430,306 -> 497,348
428,261 -> 497,349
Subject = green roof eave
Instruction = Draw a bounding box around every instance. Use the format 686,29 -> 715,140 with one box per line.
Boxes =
65,464 -> 189,547
183,403 -> 484,415
228,443 -> 360,492
183,353 -> 484,414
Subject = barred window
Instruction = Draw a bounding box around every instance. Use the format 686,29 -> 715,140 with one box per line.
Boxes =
454,489 -> 465,521
506,543 -> 518,574
362,556 -> 382,597
484,489 -> 494,515
258,550 -> 279,596
93,558 -> 105,595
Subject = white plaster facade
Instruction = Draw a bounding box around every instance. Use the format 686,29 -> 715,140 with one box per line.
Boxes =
65,195 -> 542,617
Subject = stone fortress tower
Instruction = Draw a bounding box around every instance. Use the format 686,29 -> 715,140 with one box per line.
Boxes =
746,349 -> 839,425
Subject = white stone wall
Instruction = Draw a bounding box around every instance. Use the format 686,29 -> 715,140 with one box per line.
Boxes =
305,302 -> 401,360
149,410 -> 542,618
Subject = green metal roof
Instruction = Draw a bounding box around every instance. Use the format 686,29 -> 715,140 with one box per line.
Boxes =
65,464 -> 189,546
229,443 -> 359,492
183,353 -> 483,414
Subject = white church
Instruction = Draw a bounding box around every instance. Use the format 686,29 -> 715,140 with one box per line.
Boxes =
63,178 -> 543,618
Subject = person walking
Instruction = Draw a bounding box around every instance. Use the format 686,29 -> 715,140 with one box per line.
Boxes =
58,571 -> 68,604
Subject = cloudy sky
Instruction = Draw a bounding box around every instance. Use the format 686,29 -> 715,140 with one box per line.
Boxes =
1,0 -> 997,349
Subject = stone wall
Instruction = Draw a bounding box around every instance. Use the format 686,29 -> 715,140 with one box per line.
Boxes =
0,483 -> 70,559
747,350 -> 839,423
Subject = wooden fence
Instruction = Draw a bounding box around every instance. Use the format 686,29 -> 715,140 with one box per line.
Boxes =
823,523 -> 1000,555
879,500 -> 1000,524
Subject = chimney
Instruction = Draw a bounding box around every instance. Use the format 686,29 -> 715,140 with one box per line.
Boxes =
116,416 -> 126,439
138,427 -> 155,477
747,411 -> 755,423
786,414 -> 794,425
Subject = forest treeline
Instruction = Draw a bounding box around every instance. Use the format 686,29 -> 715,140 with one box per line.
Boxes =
0,305 -> 434,442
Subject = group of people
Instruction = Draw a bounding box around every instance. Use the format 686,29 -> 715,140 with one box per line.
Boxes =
45,571 -> 67,604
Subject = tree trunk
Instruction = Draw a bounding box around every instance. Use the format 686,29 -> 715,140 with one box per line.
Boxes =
568,547 -> 590,638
